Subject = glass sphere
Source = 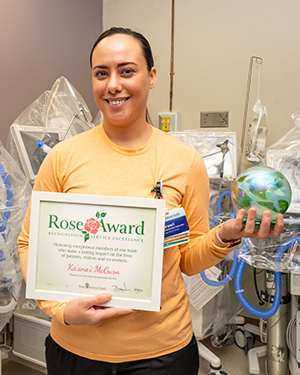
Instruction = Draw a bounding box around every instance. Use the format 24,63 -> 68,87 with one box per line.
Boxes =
231,166 -> 292,226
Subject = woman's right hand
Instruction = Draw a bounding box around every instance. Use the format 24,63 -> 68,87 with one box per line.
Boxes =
64,293 -> 133,325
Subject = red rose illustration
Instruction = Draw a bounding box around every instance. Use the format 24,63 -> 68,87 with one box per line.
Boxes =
84,218 -> 100,234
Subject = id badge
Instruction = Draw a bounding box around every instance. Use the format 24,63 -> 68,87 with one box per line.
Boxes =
164,207 -> 190,248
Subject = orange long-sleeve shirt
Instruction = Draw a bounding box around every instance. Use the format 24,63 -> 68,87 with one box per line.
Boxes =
18,125 -> 233,362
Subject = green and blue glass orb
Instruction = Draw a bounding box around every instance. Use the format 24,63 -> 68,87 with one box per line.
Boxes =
231,166 -> 292,227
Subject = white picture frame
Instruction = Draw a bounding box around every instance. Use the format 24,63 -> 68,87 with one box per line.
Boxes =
26,192 -> 166,312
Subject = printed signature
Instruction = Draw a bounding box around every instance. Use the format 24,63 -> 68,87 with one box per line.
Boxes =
112,283 -> 143,294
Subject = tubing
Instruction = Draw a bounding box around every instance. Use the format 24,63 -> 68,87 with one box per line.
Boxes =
201,190 -> 237,286
0,163 -> 17,314
200,246 -> 240,286
234,236 -> 300,318
209,190 -> 235,228
0,163 -> 12,240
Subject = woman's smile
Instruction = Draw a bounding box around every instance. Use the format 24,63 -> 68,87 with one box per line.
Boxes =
105,97 -> 130,107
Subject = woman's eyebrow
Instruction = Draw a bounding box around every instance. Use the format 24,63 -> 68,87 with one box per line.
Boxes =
93,62 -> 138,70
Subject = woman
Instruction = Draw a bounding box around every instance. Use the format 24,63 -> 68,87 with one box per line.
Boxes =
18,27 -> 283,375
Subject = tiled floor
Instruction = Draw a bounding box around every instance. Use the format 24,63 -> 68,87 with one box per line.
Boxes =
2,359 -> 45,374
198,336 -> 267,375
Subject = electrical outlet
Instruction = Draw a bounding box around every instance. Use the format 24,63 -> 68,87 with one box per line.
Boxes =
200,111 -> 229,128
162,117 -> 171,131
158,112 -> 180,132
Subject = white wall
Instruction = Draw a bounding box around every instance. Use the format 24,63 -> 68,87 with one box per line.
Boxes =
0,0 -> 103,144
103,0 -> 300,149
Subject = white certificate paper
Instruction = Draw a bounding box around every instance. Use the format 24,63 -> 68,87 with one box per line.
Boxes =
26,192 -> 166,311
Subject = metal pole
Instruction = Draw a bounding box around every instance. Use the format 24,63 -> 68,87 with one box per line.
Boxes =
238,56 -> 263,174
265,271 -> 289,375
169,0 -> 175,112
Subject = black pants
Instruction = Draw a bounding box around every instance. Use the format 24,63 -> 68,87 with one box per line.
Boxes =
45,334 -> 199,375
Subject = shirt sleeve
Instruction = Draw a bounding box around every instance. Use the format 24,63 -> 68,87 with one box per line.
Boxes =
179,151 -> 234,276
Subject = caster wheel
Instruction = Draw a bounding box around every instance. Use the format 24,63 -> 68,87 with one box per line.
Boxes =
234,327 -> 245,349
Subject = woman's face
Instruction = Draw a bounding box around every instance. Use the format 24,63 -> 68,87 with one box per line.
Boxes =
91,34 -> 157,128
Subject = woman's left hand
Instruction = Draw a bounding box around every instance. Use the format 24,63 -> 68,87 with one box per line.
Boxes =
218,208 -> 284,243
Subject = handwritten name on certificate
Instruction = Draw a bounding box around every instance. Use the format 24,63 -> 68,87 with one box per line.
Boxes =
26,192 -> 166,311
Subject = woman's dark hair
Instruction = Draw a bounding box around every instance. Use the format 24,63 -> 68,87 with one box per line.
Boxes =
89,27 -> 154,72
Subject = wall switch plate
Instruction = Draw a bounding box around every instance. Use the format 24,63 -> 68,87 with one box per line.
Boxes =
158,112 -> 180,132
200,111 -> 229,128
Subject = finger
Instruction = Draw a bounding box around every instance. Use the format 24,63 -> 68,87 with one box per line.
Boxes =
244,208 -> 257,234
235,209 -> 246,228
94,307 -> 134,322
270,214 -> 284,237
83,293 -> 112,307
257,211 -> 271,238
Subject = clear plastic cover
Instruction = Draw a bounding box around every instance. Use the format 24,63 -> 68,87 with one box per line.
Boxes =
240,111 -> 300,272
173,120 -> 300,273
238,227 -> 300,272
245,99 -> 268,165
266,111 -> 300,214
169,130 -> 238,181
12,76 -> 93,132
0,141 -> 31,331
183,270 -> 244,340
172,130 -> 242,338
6,77 -> 97,318
7,76 -> 95,184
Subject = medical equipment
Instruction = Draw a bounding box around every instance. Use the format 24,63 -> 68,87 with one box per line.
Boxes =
264,111 -> 300,375
171,129 -> 242,375
0,77 -> 95,373
10,125 -> 61,184
8,76 -> 94,185
169,130 -> 237,182
239,56 -> 268,174
210,151 -> 300,375
234,119 -> 300,375
0,141 -> 31,368
246,99 -> 268,164
266,111 -> 300,215
202,189 -> 298,375
170,125 -> 300,375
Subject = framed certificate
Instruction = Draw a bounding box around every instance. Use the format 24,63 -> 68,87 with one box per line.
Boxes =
26,192 -> 166,312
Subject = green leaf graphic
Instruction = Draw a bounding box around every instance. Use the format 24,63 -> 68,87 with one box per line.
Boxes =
96,212 -> 101,219
84,233 -> 90,243
101,212 -> 107,217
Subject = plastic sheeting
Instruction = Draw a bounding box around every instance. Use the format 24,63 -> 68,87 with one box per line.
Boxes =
239,111 -> 300,272
11,76 -> 92,131
170,126 -> 300,273
5,76 -> 96,319
266,111 -> 300,215
169,130 -> 238,181
183,267 -> 244,340
170,130 -> 242,339
245,99 -> 268,165
0,141 -> 31,331
7,76 -> 94,184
